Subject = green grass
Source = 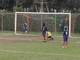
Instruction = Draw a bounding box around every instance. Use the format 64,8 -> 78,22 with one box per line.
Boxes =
0,32 -> 80,60
0,31 -> 14,34
0,38 -> 79,59
1,31 -> 79,37
0,40 -> 80,60
71,33 -> 80,37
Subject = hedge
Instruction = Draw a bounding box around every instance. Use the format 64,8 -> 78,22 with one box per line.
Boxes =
0,13 -> 14,31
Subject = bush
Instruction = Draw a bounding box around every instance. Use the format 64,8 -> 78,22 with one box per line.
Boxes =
13,6 -> 23,12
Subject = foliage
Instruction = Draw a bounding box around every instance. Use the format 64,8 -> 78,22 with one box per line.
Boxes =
0,0 -> 15,11
3,13 -> 14,31
13,6 -> 23,12
0,13 -> 14,31
74,15 -> 80,33
0,0 -> 80,12
22,0 -> 33,8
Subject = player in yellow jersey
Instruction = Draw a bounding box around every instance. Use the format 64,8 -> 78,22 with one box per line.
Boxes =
46,31 -> 53,40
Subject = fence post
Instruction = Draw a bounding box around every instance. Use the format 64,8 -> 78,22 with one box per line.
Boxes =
2,11 -> 4,31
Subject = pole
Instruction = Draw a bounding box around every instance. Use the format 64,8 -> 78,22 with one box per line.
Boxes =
15,12 -> 17,34
27,16 -> 30,33
40,0 -> 44,29
2,11 -> 4,31
54,9 -> 56,32
69,13 -> 71,37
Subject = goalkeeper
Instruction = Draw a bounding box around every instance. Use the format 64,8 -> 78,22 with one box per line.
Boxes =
46,31 -> 53,40
23,22 -> 28,33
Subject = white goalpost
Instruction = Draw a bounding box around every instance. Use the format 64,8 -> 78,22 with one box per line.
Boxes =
14,12 -> 71,37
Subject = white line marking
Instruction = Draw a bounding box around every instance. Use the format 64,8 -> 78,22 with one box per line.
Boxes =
0,49 -> 79,57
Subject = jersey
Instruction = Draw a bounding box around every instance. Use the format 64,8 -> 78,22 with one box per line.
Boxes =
63,30 -> 68,42
42,26 -> 47,33
42,26 -> 47,37
63,31 -> 68,36
46,32 -> 52,37
23,23 -> 28,30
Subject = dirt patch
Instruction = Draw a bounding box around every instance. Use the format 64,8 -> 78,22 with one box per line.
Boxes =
0,33 -> 64,43
0,34 -> 42,43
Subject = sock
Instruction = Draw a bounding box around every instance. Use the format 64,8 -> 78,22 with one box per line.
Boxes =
43,37 -> 46,40
66,42 -> 68,46
62,42 -> 65,46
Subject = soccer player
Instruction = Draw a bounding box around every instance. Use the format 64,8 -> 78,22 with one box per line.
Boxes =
46,31 -> 53,40
23,22 -> 28,33
62,27 -> 69,48
41,22 -> 47,42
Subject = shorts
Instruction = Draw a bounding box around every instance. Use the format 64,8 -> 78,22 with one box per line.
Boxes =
47,36 -> 53,40
42,33 -> 46,37
47,36 -> 51,38
63,36 -> 68,42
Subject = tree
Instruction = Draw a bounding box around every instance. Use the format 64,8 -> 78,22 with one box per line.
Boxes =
0,0 -> 80,12
0,0 -> 3,9
0,0 -> 15,11
15,0 -> 23,7
13,6 -> 23,12
22,0 -> 33,11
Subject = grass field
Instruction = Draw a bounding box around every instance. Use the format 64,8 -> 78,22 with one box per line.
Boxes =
0,32 -> 80,60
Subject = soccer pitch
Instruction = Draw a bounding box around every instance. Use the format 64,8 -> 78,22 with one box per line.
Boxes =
0,33 -> 80,60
